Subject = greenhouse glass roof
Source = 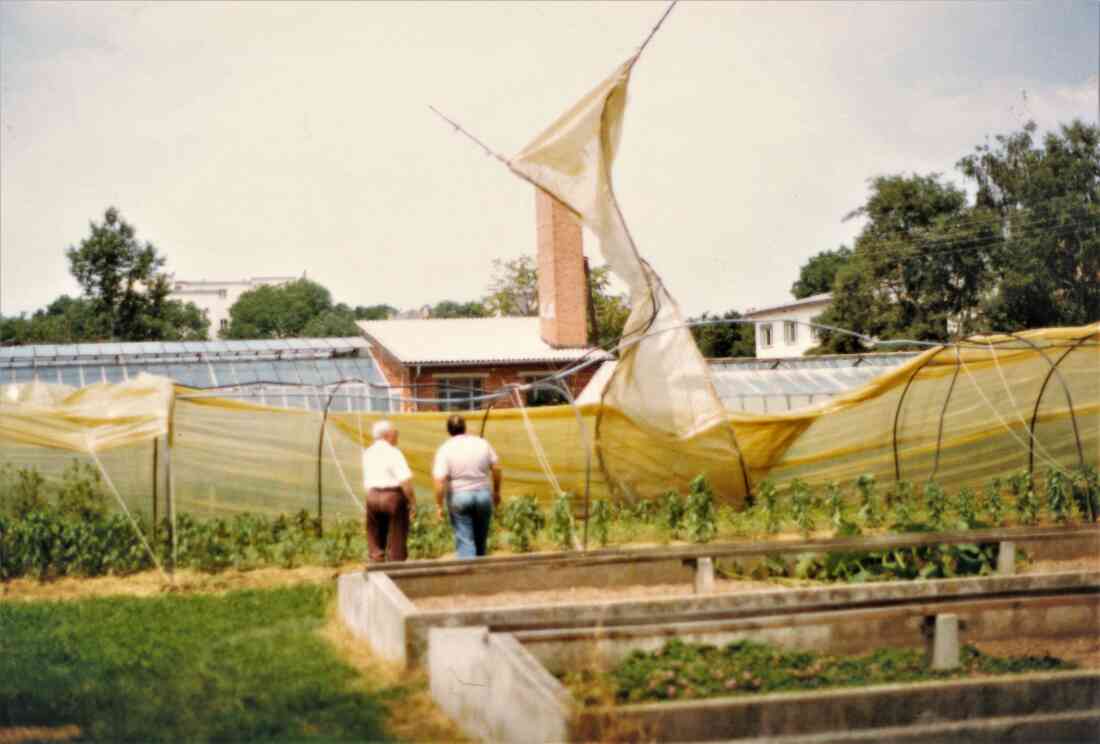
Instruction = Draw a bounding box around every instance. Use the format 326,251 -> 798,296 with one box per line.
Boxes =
0,337 -> 392,412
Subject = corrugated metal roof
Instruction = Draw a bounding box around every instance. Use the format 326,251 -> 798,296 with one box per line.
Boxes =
357,317 -> 613,365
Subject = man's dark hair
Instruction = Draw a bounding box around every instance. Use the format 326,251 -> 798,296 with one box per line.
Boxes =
446,414 -> 467,436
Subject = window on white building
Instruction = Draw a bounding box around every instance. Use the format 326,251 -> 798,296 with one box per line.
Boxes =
759,323 -> 773,348
436,376 -> 484,411
784,321 -> 798,345
810,325 -> 820,340
220,319 -> 229,332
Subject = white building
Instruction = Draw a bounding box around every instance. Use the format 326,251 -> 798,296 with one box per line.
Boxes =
742,292 -> 832,359
169,276 -> 299,338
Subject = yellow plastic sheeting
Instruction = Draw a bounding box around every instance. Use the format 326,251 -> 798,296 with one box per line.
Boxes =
0,374 -> 172,453
1,326 -> 1096,518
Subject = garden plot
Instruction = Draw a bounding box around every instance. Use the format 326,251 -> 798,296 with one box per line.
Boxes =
338,525 -> 1100,668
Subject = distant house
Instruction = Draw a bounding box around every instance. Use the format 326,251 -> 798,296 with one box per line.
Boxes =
169,275 -> 299,338
359,190 -> 611,412
742,293 -> 832,359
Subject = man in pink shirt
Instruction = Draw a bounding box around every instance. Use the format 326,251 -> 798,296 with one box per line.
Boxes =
432,414 -> 501,558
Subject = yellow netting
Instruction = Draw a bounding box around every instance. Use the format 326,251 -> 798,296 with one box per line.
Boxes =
0,324 -> 1096,520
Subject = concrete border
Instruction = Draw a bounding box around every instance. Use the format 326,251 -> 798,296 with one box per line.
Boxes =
571,670 -> 1100,742
346,568 -> 1099,668
516,590 -> 1100,673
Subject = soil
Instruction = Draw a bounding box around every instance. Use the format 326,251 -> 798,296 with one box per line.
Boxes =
971,636 -> 1100,668
413,578 -> 787,610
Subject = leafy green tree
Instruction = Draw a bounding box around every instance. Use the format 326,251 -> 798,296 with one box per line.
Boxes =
224,279 -> 338,339
690,310 -> 755,358
428,300 -> 489,319
791,247 -> 852,299
814,174 -> 988,352
588,265 -> 629,350
352,304 -> 397,321
65,207 -> 208,341
958,120 -> 1100,329
483,256 -> 539,316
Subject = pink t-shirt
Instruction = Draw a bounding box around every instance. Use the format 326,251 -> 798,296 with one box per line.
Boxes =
432,434 -> 499,493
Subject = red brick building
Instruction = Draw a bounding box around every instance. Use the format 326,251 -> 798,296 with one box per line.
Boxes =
358,189 -> 612,412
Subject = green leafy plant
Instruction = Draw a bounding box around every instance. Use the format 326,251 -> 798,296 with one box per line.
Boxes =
890,480 -> 916,528
1010,471 -> 1040,526
1,464 -> 48,519
408,508 -> 452,559
684,475 -> 718,544
756,480 -> 782,535
1070,464 -> 1099,523
659,490 -> 685,537
923,481 -> 947,531
588,500 -> 612,547
789,479 -> 815,538
955,486 -> 978,529
855,474 -> 882,528
985,477 -> 1005,526
1045,467 -> 1072,524
825,481 -> 845,529
499,494 -> 545,553
56,461 -> 110,521
548,492 -> 576,550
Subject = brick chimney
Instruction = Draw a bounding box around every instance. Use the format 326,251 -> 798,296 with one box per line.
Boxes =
536,188 -> 587,348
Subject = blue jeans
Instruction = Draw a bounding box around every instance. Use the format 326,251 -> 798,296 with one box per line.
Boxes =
449,488 -> 493,558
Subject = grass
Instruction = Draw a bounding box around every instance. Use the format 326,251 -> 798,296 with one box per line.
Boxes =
565,638 -> 1076,706
1,583 -> 396,742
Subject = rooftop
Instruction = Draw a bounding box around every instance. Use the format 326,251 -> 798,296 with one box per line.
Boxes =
743,292 -> 832,318
357,317 -> 614,366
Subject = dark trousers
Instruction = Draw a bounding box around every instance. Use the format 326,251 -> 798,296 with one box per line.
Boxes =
366,487 -> 410,562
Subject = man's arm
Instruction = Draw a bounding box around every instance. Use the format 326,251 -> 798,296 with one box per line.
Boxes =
491,464 -> 502,507
400,478 -> 416,520
433,477 -> 448,520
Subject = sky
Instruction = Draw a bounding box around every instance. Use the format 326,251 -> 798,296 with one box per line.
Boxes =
1,1 -> 1097,319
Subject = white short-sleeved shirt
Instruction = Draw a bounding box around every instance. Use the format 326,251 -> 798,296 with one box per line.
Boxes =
362,439 -> 413,490
432,434 -> 499,493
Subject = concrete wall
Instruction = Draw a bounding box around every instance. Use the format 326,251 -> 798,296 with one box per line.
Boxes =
428,627 -> 572,744
573,670 -> 1100,741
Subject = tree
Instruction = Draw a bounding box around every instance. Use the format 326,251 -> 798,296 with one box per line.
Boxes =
690,310 -> 755,358
428,300 -> 489,319
587,266 -> 629,350
65,207 -> 208,341
223,278 -> 338,339
791,247 -> 852,299
958,120 -> 1100,329
352,304 -> 398,321
813,173 -> 991,352
483,256 -> 539,316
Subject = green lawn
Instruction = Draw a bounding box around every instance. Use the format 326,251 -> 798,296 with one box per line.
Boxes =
0,584 -> 392,742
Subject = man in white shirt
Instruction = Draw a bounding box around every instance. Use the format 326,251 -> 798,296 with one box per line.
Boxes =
432,414 -> 501,558
362,419 -> 416,562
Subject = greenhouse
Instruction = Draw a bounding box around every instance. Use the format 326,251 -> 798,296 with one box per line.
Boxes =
0,337 -> 394,412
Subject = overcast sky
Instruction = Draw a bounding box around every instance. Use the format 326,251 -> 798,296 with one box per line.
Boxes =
2,1 -> 1097,320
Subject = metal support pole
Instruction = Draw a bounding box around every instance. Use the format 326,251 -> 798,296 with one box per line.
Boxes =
152,437 -> 159,542
164,433 -> 176,578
